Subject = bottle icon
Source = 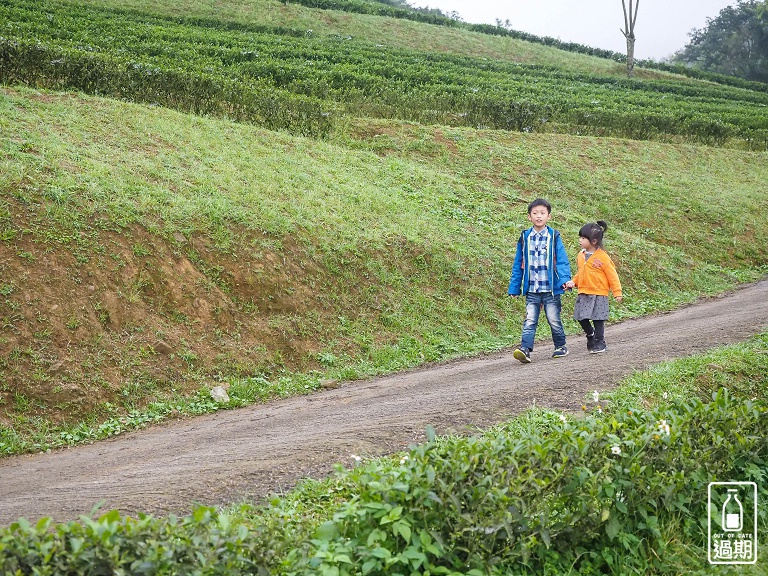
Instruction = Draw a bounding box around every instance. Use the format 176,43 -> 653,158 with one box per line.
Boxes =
722,488 -> 743,532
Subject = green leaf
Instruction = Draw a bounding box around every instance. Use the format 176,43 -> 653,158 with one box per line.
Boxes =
370,546 -> 392,559
401,546 -> 427,569
315,521 -> 339,541
393,520 -> 411,542
367,528 -> 386,546
606,515 -> 621,540
192,506 -> 212,524
334,554 -> 353,564
69,537 -> 84,554
540,528 -> 551,547
35,517 -> 52,532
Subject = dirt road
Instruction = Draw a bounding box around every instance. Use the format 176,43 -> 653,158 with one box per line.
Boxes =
2,281 -> 767,526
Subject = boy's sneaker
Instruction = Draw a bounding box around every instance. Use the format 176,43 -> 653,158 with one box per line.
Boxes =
552,346 -> 569,359
590,341 -> 607,354
586,334 -> 595,352
513,347 -> 531,364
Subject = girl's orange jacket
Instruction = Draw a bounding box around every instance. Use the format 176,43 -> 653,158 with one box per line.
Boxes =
572,248 -> 622,297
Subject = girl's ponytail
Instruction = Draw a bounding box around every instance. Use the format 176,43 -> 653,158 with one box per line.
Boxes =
597,220 -> 608,232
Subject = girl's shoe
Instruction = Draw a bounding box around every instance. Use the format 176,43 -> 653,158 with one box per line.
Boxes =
590,341 -> 607,353
586,333 -> 595,352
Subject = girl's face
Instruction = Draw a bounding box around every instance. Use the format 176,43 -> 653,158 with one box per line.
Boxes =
579,236 -> 595,250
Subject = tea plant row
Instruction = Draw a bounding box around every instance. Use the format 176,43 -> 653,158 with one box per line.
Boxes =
2,0 -> 768,147
284,0 -> 768,93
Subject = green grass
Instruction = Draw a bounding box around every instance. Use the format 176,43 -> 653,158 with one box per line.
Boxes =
605,331 -> 768,412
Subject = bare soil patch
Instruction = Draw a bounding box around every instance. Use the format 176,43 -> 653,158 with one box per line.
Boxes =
0,206 -> 330,427
1,280 -> 767,526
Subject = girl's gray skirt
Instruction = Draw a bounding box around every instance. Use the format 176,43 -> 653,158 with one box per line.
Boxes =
573,294 -> 609,321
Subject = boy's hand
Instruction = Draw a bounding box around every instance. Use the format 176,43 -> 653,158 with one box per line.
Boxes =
564,280 -> 575,289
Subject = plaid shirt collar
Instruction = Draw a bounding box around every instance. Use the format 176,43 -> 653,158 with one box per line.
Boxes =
531,227 -> 549,241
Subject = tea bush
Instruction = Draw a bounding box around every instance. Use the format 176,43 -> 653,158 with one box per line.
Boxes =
292,389 -> 767,575
0,506 -> 279,575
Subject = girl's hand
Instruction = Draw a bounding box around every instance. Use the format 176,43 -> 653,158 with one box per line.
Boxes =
615,295 -> 623,302
564,280 -> 575,289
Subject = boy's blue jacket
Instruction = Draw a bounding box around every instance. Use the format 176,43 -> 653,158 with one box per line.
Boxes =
508,226 -> 572,296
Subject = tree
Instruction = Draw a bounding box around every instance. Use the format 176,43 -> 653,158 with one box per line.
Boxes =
672,0 -> 768,83
620,0 -> 640,78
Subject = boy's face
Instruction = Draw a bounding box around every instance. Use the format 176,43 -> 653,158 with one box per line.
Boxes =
528,206 -> 551,231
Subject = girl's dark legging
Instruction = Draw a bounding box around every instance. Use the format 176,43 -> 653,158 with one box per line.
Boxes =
579,319 -> 605,342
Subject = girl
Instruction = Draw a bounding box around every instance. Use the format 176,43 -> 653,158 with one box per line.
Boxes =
565,221 -> 622,353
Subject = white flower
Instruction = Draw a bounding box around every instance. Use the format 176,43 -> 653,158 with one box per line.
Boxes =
559,414 -> 567,423
351,454 -> 362,462
657,420 -> 670,436
611,446 -> 621,455
400,455 -> 409,464
662,391 -> 668,400
593,390 -> 600,403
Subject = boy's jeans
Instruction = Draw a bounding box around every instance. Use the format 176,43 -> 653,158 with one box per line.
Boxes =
521,292 -> 566,351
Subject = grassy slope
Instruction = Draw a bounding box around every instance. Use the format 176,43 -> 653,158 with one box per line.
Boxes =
1,85 -> 767,441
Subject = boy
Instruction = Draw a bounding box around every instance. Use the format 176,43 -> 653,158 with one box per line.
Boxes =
508,198 -> 572,363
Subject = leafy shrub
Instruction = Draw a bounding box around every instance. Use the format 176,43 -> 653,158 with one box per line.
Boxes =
295,389 -> 767,575
0,506 -> 281,575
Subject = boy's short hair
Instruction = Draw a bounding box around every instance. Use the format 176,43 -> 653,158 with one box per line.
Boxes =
528,198 -> 552,214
